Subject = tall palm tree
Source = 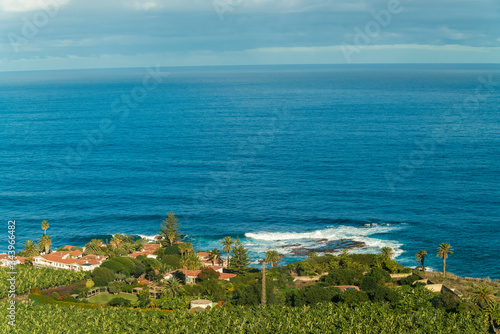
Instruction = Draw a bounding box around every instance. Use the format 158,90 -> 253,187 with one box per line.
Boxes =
221,236 -> 234,268
37,235 -> 52,254
380,247 -> 395,259
261,259 -> 267,305
41,220 -> 49,236
208,248 -> 222,266
415,250 -> 428,272
437,243 -> 454,276
22,240 -> 39,257
265,250 -> 280,268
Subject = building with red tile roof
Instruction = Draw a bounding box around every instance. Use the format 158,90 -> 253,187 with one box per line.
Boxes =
0,254 -> 26,267
163,268 -> 236,284
128,243 -> 161,259
34,251 -> 104,272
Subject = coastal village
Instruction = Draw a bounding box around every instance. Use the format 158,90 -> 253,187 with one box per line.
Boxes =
1,214 -> 499,332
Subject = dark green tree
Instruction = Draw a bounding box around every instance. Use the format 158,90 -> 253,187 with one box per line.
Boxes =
230,236 -> 251,274
159,211 -> 181,246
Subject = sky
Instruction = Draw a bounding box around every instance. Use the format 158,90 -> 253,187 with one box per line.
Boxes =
0,0 -> 499,71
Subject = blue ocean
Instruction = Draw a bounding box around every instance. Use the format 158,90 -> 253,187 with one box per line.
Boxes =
1,64 -> 499,278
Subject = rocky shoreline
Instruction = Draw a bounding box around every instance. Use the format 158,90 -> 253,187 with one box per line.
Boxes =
278,238 -> 366,257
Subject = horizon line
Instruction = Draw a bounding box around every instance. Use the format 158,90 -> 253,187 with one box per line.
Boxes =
2,62 -> 500,74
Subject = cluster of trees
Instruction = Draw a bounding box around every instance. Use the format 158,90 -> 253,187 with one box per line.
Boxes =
83,234 -> 145,258
414,243 -> 454,276
18,220 -> 52,257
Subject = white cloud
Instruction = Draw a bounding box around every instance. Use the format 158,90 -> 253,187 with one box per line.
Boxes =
0,0 -> 70,12
131,1 -> 158,11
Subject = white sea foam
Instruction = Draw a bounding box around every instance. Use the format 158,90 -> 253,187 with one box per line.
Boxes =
245,225 -> 405,258
135,234 -> 158,242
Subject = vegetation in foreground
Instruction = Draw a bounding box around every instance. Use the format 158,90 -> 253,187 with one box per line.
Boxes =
4,214 -> 499,333
0,300 -> 492,334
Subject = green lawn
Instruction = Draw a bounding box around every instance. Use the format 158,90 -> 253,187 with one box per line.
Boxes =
87,293 -> 138,305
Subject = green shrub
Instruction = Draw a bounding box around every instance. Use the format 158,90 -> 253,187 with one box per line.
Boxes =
199,268 -> 220,281
399,274 -> 419,286
107,297 -> 131,307
368,286 -> 399,304
290,285 -> 341,307
108,282 -> 122,294
366,267 -> 392,284
122,285 -> 135,293
162,245 -> 181,256
180,284 -> 206,297
51,292 -> 60,300
161,255 -> 181,269
340,289 -> 369,305
91,267 -> 115,286
321,269 -> 364,286
360,276 -> 378,291
101,257 -> 138,276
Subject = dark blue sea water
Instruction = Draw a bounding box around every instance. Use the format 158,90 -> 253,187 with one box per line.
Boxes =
1,64 -> 499,278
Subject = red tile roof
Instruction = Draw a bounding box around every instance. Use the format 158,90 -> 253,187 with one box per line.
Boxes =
165,269 -> 201,278
0,254 -> 26,264
219,273 -> 237,280
40,254 -> 82,265
128,252 -> 147,258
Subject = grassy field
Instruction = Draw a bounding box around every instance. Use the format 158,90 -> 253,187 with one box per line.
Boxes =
87,293 -> 138,305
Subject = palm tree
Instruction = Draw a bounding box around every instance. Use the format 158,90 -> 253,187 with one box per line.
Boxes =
186,242 -> 194,252
471,285 -> 493,307
221,236 -> 234,268
186,252 -> 202,270
261,258 -> 267,305
84,239 -> 104,255
41,220 -> 49,236
22,240 -> 39,257
415,250 -> 428,272
437,243 -> 454,276
178,243 -> 189,258
110,234 -> 124,249
37,235 -> 52,254
180,258 -> 188,270
265,250 -> 280,268
162,278 -> 182,298
380,247 -> 395,259
208,248 -> 222,266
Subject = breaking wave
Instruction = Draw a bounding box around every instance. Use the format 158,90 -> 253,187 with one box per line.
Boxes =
245,224 -> 405,258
